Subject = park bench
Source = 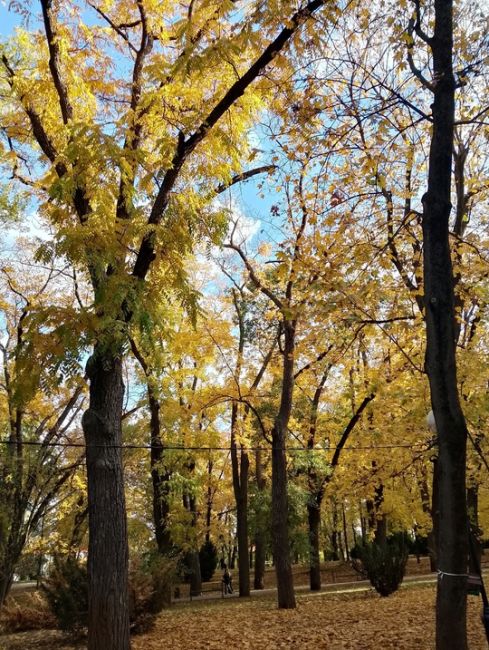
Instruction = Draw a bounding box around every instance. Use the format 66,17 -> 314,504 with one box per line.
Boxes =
173,579 -> 236,601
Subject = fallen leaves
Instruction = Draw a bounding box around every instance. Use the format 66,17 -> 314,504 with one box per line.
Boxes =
1,584 -> 487,649
131,585 -> 487,650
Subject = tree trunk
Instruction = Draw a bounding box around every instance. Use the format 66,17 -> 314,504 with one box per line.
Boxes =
271,426 -> 295,608
419,462 -> 436,569
148,390 -> 172,555
205,459 -> 213,544
307,500 -> 321,591
182,491 -> 202,596
235,493 -> 250,596
421,1 -> 468,646
82,349 -> 130,650
254,449 -> 266,590
230,545 -> 237,570
231,402 -> 250,597
188,551 -> 202,597
253,531 -> 266,588
342,503 -> 350,561
467,485 -> 481,574
0,562 -> 14,608
271,321 -> 296,609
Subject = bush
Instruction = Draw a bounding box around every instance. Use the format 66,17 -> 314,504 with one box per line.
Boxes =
42,557 -> 88,635
129,553 -> 177,634
353,533 -> 409,597
199,541 -> 218,582
0,592 -> 56,633
43,554 -> 177,636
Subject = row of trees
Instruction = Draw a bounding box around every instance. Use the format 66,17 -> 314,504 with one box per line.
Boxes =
0,0 -> 488,648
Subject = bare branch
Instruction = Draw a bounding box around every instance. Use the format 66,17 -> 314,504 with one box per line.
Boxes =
214,164 -> 276,195
224,241 -> 283,311
406,20 -> 434,92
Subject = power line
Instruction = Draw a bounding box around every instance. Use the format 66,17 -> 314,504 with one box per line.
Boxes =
0,439 -> 430,452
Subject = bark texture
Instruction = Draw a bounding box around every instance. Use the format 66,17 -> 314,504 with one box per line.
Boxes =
271,321 -> 296,609
421,1 -> 468,646
253,448 -> 267,590
148,391 -> 172,555
307,502 -> 321,591
231,401 -> 251,597
82,350 -> 130,650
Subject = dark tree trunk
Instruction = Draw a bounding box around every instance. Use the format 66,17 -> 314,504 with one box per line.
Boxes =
338,531 -> 345,562
419,460 -> 439,572
342,504 -> 350,561
129,338 -> 172,556
205,460 -> 213,544
182,491 -> 202,596
369,483 -> 387,546
231,401 -> 250,597
421,1 -> 468,646
188,551 -> 202,596
331,501 -> 340,561
230,545 -> 237,570
271,321 -> 296,609
148,390 -> 172,555
82,350 -> 130,650
331,531 -> 340,561
253,530 -> 266,589
0,558 -> 15,608
68,503 -> 89,555
366,498 -> 376,534
307,500 -> 321,591
467,485 -> 481,573
229,292 -> 250,596
306,372 -> 327,592
271,428 -> 295,607
254,449 -> 267,590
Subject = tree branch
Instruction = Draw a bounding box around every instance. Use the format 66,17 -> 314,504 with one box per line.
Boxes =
40,0 -> 73,124
131,0 -> 327,282
214,164 -> 276,195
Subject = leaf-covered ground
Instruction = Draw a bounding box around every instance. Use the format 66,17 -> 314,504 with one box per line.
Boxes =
1,585 -> 487,649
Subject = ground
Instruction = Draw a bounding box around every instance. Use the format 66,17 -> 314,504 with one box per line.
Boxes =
1,584 -> 487,649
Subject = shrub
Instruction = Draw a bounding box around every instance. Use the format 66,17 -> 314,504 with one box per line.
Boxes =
129,553 -> 177,634
42,557 -> 88,634
0,592 -> 56,633
199,541 -> 218,582
43,554 -> 177,636
353,533 -> 409,597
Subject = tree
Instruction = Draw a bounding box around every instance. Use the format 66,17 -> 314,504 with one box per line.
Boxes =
1,1 -> 333,643
0,257 -> 85,606
412,1 -> 468,645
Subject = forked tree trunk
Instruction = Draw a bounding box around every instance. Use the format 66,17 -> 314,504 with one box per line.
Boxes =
421,1 -> 468,646
82,349 -> 130,650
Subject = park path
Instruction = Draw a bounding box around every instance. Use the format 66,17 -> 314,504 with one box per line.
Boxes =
181,571 -> 441,603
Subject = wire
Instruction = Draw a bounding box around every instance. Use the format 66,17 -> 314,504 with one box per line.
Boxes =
0,439 -> 430,452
